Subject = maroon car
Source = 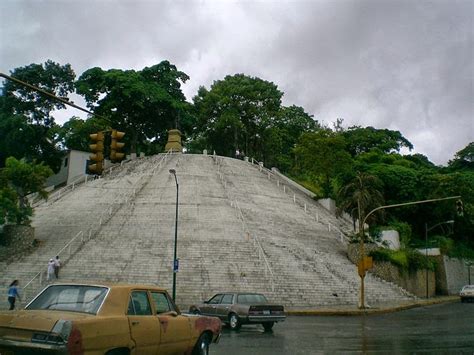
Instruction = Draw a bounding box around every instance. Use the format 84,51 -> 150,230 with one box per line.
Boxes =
189,293 -> 285,331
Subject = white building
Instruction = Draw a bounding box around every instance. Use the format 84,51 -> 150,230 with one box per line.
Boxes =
46,150 -> 91,188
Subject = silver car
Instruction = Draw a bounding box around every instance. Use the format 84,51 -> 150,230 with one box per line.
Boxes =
460,285 -> 474,302
189,292 -> 285,331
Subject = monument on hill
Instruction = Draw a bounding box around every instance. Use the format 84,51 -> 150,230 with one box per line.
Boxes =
165,129 -> 183,153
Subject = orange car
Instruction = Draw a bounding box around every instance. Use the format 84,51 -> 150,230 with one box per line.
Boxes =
0,283 -> 221,354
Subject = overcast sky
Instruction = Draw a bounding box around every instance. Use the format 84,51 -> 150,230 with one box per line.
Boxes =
1,0 -> 472,165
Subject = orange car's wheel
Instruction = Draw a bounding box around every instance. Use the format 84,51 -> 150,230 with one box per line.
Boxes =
192,333 -> 211,355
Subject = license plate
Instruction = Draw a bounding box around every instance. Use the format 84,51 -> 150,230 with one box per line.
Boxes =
263,310 -> 270,315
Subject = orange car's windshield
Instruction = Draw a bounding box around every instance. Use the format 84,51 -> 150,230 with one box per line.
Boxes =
26,285 -> 108,314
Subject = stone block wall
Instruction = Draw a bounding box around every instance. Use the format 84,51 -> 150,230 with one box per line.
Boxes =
441,255 -> 474,295
347,244 -> 435,297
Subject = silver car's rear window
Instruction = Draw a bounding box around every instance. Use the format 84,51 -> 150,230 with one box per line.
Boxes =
237,294 -> 268,304
26,285 -> 108,314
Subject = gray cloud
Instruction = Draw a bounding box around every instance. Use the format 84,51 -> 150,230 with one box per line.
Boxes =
1,0 -> 472,165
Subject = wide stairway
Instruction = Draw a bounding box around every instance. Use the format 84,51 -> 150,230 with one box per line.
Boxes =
0,153 -> 414,310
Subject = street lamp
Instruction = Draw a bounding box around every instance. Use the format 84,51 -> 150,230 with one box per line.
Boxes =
425,220 -> 454,298
169,169 -> 179,302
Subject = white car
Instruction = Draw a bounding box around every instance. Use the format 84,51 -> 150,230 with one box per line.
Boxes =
460,285 -> 474,302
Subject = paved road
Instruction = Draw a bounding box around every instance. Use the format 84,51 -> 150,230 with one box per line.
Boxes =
211,302 -> 474,354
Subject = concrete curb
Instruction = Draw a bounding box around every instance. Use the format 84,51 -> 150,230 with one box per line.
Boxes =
286,296 -> 460,316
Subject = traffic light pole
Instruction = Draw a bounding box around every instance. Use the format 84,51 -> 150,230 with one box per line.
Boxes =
358,195 -> 461,309
0,72 -> 111,123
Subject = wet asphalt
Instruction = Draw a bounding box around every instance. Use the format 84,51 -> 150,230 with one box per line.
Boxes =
211,302 -> 474,354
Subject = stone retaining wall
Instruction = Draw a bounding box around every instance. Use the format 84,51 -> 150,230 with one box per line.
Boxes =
347,244 -> 435,297
435,256 -> 471,295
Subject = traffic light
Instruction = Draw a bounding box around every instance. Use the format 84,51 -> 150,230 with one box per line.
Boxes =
110,129 -> 126,162
456,199 -> 464,217
88,132 -> 104,175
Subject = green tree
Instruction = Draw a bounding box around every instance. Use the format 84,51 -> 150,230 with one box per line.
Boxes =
0,60 -> 75,171
342,126 -> 413,157
294,129 -> 352,197
55,116 -> 109,151
193,74 -> 283,159
0,157 -> 53,225
448,142 -> 474,171
1,60 -> 75,125
262,105 -> 319,171
76,61 -> 190,153
336,171 -> 385,234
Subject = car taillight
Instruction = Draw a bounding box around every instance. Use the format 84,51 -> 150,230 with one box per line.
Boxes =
32,319 -> 72,345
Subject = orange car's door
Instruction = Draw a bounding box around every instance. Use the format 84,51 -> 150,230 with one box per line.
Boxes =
127,291 -> 160,354
157,314 -> 191,353
151,292 -> 191,353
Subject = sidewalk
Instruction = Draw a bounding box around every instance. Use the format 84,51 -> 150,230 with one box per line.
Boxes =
286,296 -> 460,316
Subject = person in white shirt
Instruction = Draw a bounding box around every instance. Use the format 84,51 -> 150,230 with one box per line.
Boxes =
47,259 -> 55,281
54,255 -> 61,279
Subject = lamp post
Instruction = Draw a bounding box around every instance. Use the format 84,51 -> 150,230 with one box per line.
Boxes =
425,220 -> 454,298
169,169 -> 179,302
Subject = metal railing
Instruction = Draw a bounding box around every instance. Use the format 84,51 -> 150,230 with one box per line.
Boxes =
213,155 -> 275,292
31,158 -> 135,209
21,152 -> 173,300
246,157 -> 349,243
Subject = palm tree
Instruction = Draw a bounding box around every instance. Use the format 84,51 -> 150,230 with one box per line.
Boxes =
337,171 -> 384,236
337,171 -> 384,309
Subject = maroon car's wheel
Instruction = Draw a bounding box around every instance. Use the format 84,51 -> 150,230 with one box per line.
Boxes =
229,313 -> 241,330
262,322 -> 274,331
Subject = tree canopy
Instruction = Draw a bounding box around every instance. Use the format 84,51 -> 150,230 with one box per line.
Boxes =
0,157 -> 52,225
75,61 -> 190,153
0,60 -> 75,171
342,126 -> 413,156
1,59 -> 472,250
192,74 -> 283,159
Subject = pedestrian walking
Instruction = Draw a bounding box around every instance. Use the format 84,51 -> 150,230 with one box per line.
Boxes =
47,258 -> 56,281
7,280 -> 21,310
54,255 -> 61,279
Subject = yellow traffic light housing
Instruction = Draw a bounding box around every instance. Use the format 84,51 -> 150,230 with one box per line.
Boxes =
110,129 -> 126,162
357,256 -> 373,277
88,132 -> 104,175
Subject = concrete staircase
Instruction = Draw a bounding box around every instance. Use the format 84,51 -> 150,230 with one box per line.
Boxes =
0,153 -> 414,310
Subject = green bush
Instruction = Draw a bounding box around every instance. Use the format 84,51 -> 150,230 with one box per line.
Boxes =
369,247 -> 436,273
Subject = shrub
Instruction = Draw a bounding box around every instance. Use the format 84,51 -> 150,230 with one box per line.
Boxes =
369,247 -> 436,273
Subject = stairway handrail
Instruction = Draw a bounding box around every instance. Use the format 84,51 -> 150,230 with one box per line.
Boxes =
22,230 -> 84,297
213,156 -> 275,291
21,152 -> 172,300
246,157 -> 349,243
